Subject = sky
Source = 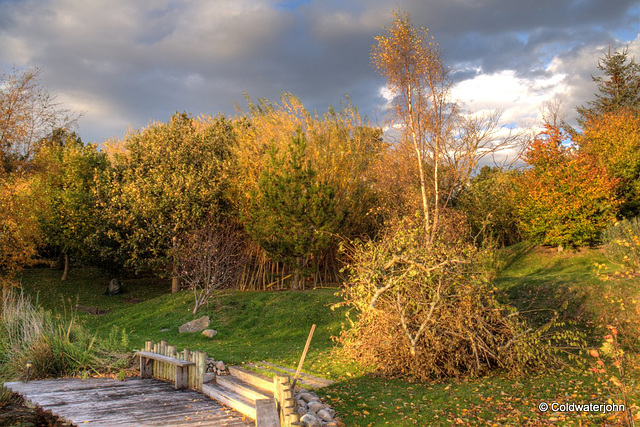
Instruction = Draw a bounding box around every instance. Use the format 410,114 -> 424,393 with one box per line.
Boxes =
1,0 -> 638,145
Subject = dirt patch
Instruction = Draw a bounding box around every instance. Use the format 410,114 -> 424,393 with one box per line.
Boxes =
0,395 -> 69,426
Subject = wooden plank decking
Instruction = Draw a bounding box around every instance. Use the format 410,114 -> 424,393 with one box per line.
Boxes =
3,377 -> 254,427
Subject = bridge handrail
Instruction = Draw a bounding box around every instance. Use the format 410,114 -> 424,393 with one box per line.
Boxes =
136,340 -> 206,390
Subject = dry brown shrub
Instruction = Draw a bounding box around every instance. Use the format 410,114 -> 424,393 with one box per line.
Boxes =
336,219 -> 560,380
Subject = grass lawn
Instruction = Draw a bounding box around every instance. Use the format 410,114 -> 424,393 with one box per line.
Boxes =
13,246 -> 640,426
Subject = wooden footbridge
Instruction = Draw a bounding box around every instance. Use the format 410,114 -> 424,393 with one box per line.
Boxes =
4,377 -> 253,427
3,341 -> 312,427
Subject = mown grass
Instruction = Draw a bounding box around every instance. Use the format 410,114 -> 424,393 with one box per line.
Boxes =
12,246 -> 640,426
496,242 -> 640,348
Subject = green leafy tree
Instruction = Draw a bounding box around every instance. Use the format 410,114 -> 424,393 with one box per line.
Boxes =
245,132 -> 340,290
455,166 -> 521,247
230,94 -> 384,287
99,113 -> 232,290
577,47 -> 640,121
33,130 -> 108,280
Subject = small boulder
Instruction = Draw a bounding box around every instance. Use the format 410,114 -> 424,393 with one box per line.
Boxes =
105,278 -> 122,295
317,409 -> 333,422
215,361 -> 226,372
179,316 -> 210,333
298,393 -> 315,403
201,329 -> 217,338
160,328 -> 169,332
300,413 -> 322,427
307,401 -> 325,414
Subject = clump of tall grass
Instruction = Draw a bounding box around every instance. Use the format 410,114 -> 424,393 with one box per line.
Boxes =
1,288 -> 131,394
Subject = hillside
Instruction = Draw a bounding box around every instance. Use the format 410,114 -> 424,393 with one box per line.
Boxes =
10,244 -> 640,426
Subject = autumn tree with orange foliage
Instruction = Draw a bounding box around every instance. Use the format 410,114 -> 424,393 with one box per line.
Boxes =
371,11 -> 522,244
0,68 -> 78,173
517,123 -> 620,247
577,109 -> 640,218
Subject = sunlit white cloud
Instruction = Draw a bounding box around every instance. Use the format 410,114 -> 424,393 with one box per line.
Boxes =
452,68 -> 570,132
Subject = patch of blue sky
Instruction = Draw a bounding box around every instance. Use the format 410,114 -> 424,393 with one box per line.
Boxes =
503,122 -> 519,130
514,31 -> 529,45
614,3 -> 640,41
611,26 -> 639,43
275,0 -> 312,11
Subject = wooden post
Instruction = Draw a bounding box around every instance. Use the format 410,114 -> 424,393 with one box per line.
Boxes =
140,341 -> 153,378
160,341 -> 167,380
289,413 -> 301,425
274,375 -> 291,426
152,342 -> 159,378
168,346 -> 176,384
283,387 -> 295,424
197,351 -> 206,391
183,349 -> 193,389
292,324 -> 315,388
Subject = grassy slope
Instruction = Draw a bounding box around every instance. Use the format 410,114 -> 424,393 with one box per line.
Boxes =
15,247 -> 639,426
496,242 -> 640,343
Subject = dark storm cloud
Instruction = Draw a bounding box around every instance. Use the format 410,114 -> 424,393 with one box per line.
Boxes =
0,0 -> 637,142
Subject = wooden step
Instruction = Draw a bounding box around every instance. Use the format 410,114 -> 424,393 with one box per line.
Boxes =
201,383 -> 256,420
228,366 -> 274,392
247,362 -> 335,388
216,375 -> 274,402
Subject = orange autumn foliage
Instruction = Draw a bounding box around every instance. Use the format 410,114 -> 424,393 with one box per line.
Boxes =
517,124 -> 620,247
576,108 -> 640,217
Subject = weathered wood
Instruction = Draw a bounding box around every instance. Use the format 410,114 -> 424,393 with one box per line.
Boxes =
228,366 -> 275,392
188,351 -> 195,389
140,355 -> 153,378
135,351 -> 196,367
159,341 -> 166,380
201,383 -> 257,419
216,376 -> 273,401
152,342 -> 159,378
168,345 -> 176,384
136,350 -> 196,389
197,351 -> 206,391
249,361 -> 335,388
289,412 -> 301,422
256,398 -> 281,427
292,324 -> 315,389
3,377 -> 253,427
274,375 -> 289,426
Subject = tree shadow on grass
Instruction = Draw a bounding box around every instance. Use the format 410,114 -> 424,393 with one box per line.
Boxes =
500,279 -> 591,328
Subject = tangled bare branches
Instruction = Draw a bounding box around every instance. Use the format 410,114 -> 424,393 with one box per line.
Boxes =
337,220 -> 561,379
177,221 -> 248,314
